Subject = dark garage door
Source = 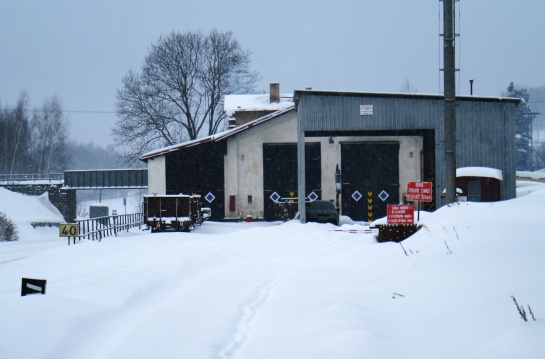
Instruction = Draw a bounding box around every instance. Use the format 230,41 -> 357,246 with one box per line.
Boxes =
341,142 -> 399,222
166,142 -> 225,221
263,143 -> 321,220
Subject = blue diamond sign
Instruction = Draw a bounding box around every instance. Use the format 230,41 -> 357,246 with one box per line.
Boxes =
378,190 -> 389,201
352,190 -> 362,201
307,191 -> 318,201
270,192 -> 281,202
205,192 -> 216,203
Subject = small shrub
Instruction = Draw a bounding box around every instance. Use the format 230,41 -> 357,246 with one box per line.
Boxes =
512,295 -> 536,322
0,212 -> 19,241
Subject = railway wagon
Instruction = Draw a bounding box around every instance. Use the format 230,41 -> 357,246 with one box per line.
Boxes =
144,194 -> 202,232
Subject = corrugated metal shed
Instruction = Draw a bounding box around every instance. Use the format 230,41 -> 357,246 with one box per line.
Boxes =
294,90 -> 520,207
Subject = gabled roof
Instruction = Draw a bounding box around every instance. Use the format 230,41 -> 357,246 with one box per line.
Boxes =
139,106 -> 295,161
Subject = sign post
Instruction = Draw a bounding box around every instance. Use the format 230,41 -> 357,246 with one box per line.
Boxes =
59,223 -> 79,245
406,181 -> 433,221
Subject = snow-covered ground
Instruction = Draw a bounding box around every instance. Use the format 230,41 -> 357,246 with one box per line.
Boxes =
1,184 -> 545,359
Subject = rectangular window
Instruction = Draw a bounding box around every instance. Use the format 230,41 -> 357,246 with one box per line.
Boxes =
467,180 -> 481,202
248,195 -> 253,204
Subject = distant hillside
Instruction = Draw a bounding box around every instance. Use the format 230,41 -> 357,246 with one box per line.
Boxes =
67,142 -> 124,170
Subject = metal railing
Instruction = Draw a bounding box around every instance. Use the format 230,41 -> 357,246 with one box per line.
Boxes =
0,173 -> 64,183
70,213 -> 143,243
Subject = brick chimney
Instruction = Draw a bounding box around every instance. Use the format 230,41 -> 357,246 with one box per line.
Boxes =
270,82 -> 280,104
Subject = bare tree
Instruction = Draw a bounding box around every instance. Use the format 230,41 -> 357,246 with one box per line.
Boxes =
400,77 -> 418,93
114,30 -> 260,159
30,95 -> 70,174
0,93 -> 32,175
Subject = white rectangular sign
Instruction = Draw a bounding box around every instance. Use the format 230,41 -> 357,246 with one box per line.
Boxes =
360,104 -> 373,116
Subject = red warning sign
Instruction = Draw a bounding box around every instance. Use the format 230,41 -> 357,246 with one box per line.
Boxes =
387,204 -> 414,225
406,181 -> 433,202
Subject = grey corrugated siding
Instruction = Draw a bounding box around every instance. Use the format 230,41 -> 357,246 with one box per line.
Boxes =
297,92 -> 517,204
298,94 -> 443,131
456,100 -> 516,200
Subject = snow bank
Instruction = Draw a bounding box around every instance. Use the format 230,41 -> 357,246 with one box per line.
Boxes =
0,188 -> 64,240
2,188 -> 545,358
0,188 -> 64,224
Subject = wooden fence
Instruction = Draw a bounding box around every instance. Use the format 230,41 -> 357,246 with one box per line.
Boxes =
69,213 -> 143,244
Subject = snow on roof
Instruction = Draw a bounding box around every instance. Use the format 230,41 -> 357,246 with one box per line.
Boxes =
293,89 -> 522,104
456,167 -> 503,180
224,94 -> 294,117
90,203 -> 109,207
140,105 -> 295,161
516,170 -> 545,180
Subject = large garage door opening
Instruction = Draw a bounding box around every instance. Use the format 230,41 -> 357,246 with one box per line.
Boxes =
341,142 -> 399,221
263,143 -> 321,220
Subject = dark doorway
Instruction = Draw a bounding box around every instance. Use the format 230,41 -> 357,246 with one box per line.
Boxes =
340,142 -> 399,221
166,142 -> 226,221
263,143 -> 321,220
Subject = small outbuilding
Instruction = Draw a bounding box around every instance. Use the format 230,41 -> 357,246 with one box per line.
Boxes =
456,167 -> 503,202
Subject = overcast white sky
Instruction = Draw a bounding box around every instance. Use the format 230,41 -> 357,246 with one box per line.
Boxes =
1,1 -> 544,146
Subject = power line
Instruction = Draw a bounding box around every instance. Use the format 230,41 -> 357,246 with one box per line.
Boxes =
64,110 -> 116,114
1,108 -> 116,114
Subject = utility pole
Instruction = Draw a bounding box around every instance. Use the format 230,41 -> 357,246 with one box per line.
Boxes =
443,0 -> 457,204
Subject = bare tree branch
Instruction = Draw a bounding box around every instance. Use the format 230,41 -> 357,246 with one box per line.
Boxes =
114,30 -> 260,159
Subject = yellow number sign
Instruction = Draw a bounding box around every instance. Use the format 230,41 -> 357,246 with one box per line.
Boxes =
59,223 -> 79,237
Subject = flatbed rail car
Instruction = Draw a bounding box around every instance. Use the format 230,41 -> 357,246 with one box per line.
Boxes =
143,194 -> 202,232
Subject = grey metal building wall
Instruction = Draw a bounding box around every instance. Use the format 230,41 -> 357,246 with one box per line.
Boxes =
295,91 -> 518,207
456,100 -> 516,200
296,93 -> 442,131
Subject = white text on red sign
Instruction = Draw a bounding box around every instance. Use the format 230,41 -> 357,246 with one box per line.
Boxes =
387,204 -> 414,225
406,182 -> 433,202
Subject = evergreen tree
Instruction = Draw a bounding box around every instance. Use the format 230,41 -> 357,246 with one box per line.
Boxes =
506,82 -> 537,171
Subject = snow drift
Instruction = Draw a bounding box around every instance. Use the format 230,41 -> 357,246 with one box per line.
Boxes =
1,186 -> 545,358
